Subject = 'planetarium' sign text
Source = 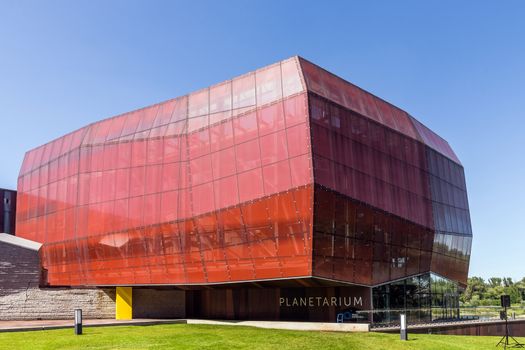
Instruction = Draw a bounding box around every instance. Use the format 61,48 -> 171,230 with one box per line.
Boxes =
279,296 -> 363,308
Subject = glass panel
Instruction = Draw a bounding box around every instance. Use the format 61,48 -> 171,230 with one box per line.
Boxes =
256,63 -> 282,106
232,73 -> 256,112
281,58 -> 303,97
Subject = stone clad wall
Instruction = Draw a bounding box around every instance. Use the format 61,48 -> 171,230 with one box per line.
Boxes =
0,237 -> 40,298
0,239 -> 115,320
0,287 -> 116,320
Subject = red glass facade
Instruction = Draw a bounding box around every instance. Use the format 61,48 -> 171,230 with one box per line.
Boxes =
15,57 -> 471,291
300,59 -> 471,287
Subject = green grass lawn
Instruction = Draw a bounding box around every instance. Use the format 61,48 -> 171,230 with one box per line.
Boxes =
0,324 -> 520,350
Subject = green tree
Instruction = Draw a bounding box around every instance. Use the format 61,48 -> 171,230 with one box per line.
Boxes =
503,277 -> 514,287
469,294 -> 481,307
461,276 -> 525,306
488,277 -> 502,288
504,285 -> 522,304
515,278 -> 525,300
461,277 -> 485,303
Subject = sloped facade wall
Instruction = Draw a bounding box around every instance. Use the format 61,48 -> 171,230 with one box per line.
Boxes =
16,58 -> 314,288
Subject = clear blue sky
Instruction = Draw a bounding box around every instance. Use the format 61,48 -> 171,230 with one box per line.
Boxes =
1,1 -> 523,281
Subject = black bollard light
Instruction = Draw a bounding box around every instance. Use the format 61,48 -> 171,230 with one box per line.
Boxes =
74,309 -> 83,335
400,313 -> 408,341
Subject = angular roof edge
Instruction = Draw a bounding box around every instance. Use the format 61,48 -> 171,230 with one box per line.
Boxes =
19,56 -> 305,176
20,55 -> 462,174
297,56 -> 462,165
0,233 -> 42,251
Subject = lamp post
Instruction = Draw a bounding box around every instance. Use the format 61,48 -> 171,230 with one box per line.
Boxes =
74,309 -> 82,335
400,313 -> 408,341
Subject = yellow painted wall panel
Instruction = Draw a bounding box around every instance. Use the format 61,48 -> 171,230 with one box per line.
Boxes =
116,287 -> 132,320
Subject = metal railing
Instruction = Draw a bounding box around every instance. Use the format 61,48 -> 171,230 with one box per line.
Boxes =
459,306 -> 525,321
348,306 -> 525,328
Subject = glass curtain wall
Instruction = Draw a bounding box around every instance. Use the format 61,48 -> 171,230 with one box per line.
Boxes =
371,273 -> 460,325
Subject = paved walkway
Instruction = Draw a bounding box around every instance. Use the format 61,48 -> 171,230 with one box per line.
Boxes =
0,319 -> 184,332
187,319 -> 369,332
0,319 -> 369,333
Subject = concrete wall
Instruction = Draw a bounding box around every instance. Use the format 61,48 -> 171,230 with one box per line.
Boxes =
133,288 -> 185,319
0,238 -> 116,320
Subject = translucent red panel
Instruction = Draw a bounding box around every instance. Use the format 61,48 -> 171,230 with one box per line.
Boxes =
259,130 -> 288,166
309,94 -> 433,229
211,148 -> 236,179
426,145 -> 471,285
310,186 -> 465,285
209,81 -> 232,123
232,72 -> 256,112
17,58 -> 313,286
18,58 -> 304,178
39,185 -> 313,286
410,116 -> 461,164
256,63 -> 282,106
307,95 -> 470,285
235,139 -> 261,172
233,112 -> 258,144
238,168 -> 264,202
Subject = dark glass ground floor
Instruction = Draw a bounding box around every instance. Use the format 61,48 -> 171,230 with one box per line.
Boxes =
370,273 -> 461,325
130,273 -> 461,325
184,281 -> 371,323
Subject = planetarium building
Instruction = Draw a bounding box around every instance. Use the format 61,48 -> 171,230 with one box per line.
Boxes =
15,57 -> 472,323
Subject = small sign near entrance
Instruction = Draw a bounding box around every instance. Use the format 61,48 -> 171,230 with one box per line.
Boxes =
279,296 -> 363,308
